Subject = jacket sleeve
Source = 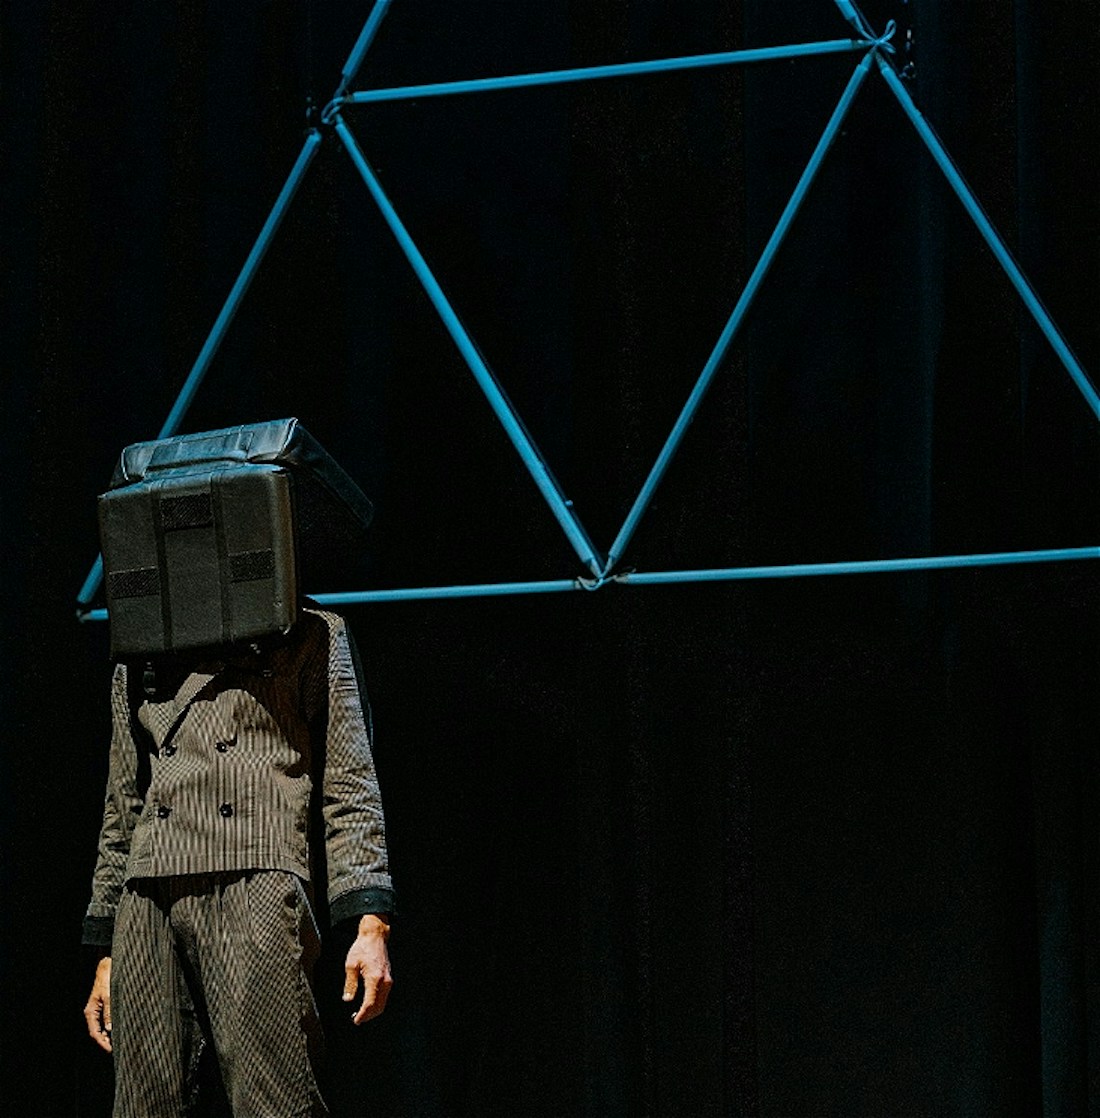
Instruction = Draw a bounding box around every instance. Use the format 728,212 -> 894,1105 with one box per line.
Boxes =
307,612 -> 395,925
82,663 -> 146,947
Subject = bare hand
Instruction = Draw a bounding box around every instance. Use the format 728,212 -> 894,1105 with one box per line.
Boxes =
84,956 -> 113,1052
342,914 -> 392,1025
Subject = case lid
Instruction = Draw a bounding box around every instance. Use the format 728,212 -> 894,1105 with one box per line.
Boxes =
109,418 -> 374,533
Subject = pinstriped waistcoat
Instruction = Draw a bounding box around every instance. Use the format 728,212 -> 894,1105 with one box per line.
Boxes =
83,606 -> 393,945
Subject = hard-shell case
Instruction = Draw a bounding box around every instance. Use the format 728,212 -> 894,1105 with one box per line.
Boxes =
99,419 -> 373,658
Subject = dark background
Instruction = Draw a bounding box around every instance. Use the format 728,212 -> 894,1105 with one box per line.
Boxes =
3,1 -> 1098,1114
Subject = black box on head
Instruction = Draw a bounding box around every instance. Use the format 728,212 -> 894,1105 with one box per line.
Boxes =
99,419 -> 373,659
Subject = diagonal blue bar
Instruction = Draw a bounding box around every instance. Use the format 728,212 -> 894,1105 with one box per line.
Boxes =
832,0 -> 874,38
618,546 -> 1100,584
346,39 -> 868,104
604,50 -> 876,574
76,129 -> 325,608
332,114 -> 603,576
336,0 -> 395,96
76,554 -> 105,612
158,132 -> 324,440
877,56 -> 1100,422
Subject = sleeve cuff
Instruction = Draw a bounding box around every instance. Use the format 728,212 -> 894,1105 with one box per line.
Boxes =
330,886 -> 396,926
82,915 -> 115,947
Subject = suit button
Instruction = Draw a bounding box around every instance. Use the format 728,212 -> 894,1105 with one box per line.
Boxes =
156,805 -> 171,819
215,741 -> 229,753
218,802 -> 234,818
163,745 -> 177,757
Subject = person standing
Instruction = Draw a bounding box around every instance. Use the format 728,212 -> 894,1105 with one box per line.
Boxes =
82,604 -> 394,1117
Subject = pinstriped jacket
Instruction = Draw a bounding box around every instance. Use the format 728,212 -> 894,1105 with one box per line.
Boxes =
83,606 -> 393,946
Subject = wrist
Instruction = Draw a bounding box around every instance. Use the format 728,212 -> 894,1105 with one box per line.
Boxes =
357,913 -> 391,939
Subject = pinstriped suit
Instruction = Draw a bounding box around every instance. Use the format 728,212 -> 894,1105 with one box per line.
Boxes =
83,606 -> 393,1116
84,606 -> 393,944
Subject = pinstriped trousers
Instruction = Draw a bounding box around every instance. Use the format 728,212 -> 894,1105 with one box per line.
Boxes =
111,871 -> 327,1117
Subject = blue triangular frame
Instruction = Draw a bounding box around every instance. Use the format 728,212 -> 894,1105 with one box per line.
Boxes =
77,0 -> 1100,616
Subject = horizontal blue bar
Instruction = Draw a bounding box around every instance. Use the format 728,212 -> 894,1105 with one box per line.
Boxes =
313,579 -> 583,603
76,546 -> 1100,620
619,547 -> 1100,585
77,580 -> 582,619
346,39 -> 868,105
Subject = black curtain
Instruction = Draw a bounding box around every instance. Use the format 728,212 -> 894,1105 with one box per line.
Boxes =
3,2 -> 1097,1115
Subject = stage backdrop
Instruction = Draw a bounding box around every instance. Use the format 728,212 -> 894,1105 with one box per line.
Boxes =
3,1 -> 1097,1114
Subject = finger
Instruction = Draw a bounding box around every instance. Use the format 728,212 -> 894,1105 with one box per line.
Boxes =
353,970 -> 393,1025
342,965 -> 359,1003
84,999 -> 113,1052
83,999 -> 99,1039
104,990 -> 112,1034
352,979 -> 376,1025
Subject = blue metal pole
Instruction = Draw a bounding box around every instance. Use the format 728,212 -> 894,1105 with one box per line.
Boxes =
75,129 -> 325,609
313,578 -> 584,604
79,579 -> 583,619
604,51 -> 876,574
619,546 -> 1100,585
77,543 -> 1099,619
332,114 -> 603,576
335,0 -> 395,96
832,0 -> 874,38
158,131 -> 324,440
346,39 -> 868,105
76,555 -> 105,612
876,56 -> 1100,422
